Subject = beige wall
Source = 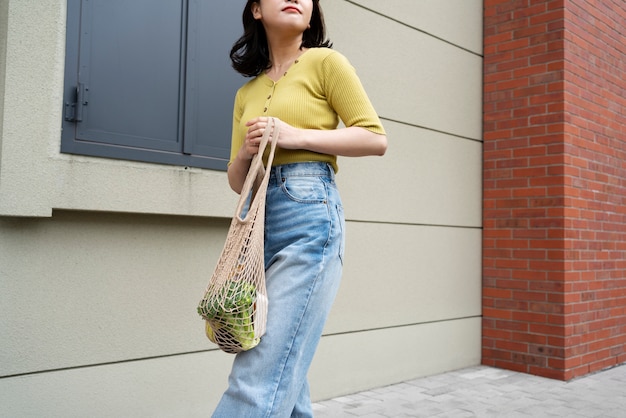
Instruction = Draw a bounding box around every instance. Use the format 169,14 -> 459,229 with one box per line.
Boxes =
0,0 -> 483,416
0,0 -> 235,218
319,0 -> 483,399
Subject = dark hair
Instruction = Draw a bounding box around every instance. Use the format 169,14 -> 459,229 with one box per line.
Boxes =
230,0 -> 332,77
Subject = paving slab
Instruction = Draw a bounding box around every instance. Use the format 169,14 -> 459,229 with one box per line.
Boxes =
312,364 -> 626,417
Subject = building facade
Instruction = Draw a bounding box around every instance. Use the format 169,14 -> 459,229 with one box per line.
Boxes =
1,1 -> 482,416
3,0 -> 624,416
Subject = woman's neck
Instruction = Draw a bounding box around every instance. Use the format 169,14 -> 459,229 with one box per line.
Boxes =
266,38 -> 305,78
267,31 -> 304,62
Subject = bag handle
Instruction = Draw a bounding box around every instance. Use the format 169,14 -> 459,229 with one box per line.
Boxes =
235,117 -> 280,223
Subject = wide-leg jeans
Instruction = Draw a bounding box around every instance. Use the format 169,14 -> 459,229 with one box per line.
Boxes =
212,162 -> 345,418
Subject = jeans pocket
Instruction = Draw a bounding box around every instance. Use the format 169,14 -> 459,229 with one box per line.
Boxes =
281,176 -> 328,204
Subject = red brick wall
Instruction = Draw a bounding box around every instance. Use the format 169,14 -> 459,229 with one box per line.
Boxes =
483,0 -> 626,380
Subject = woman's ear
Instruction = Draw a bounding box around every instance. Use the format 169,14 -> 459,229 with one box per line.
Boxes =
251,2 -> 262,20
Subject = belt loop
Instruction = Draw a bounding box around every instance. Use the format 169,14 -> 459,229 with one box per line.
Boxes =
327,163 -> 335,181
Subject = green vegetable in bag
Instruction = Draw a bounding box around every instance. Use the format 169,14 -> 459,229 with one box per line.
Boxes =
198,281 -> 259,350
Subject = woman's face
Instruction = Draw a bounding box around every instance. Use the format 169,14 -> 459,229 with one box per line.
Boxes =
251,0 -> 314,36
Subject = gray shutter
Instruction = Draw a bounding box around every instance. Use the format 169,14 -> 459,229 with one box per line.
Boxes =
184,0 -> 247,162
61,0 -> 245,170
74,0 -> 185,152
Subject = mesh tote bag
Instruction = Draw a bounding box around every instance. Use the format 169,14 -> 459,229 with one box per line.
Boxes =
197,118 -> 280,354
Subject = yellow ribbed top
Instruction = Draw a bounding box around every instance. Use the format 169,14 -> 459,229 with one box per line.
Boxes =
229,48 -> 385,172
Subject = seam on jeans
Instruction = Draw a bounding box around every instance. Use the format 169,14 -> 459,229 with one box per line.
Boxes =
335,204 -> 345,264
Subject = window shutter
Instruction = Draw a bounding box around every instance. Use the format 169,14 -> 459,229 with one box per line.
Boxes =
183,0 -> 247,163
61,0 -> 246,170
70,0 -> 185,152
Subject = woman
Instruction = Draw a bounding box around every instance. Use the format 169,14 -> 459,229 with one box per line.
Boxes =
213,0 -> 387,416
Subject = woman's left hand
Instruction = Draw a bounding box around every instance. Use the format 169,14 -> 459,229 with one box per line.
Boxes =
245,117 -> 302,150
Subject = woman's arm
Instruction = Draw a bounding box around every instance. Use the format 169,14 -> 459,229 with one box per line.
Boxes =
227,136 -> 259,194
245,117 -> 387,156
229,118 -> 387,194
285,125 -> 387,157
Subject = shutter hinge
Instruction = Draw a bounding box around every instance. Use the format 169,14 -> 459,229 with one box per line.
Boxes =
64,83 -> 88,122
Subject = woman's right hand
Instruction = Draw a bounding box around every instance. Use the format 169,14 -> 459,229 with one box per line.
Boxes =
243,117 -> 277,158
228,117 -> 269,194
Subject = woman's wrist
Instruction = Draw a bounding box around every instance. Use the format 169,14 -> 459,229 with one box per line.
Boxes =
237,147 -> 254,162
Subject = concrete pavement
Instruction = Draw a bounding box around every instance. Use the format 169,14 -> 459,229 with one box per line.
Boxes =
312,364 -> 626,417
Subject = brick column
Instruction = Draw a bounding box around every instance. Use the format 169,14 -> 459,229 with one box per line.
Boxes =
483,0 -> 626,380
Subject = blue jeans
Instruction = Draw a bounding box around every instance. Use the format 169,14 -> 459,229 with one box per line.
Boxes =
212,162 -> 345,418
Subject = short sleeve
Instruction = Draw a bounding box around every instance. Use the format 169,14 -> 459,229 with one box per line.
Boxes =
322,51 -> 385,135
229,88 -> 245,166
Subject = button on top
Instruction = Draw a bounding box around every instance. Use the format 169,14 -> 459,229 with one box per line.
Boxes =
264,84 -> 276,113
